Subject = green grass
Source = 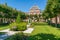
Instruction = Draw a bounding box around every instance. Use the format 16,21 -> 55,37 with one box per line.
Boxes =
28,22 -> 60,40
0,25 -> 9,30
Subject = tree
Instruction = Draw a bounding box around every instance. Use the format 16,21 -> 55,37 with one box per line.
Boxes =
16,13 -> 21,23
51,0 -> 60,27
0,4 -> 26,24
42,0 -> 54,22
42,0 -> 60,27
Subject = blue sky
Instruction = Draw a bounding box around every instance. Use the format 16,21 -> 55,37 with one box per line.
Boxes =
0,0 -> 47,12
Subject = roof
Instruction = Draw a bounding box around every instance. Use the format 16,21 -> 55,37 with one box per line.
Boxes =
30,5 -> 40,10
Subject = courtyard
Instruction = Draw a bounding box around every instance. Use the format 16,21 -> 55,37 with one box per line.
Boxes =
0,0 -> 60,40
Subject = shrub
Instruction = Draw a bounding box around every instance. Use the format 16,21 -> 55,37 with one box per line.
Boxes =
10,22 -> 27,31
10,22 -> 17,31
17,23 -> 27,31
5,32 -> 28,40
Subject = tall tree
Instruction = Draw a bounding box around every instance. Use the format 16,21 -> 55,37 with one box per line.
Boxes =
16,13 -> 21,23
42,0 -> 60,27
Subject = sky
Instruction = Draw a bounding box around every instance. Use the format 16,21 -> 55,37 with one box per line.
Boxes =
0,0 -> 47,12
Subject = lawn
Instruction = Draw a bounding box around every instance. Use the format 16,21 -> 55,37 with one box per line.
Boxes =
28,22 -> 60,40
0,25 -> 9,30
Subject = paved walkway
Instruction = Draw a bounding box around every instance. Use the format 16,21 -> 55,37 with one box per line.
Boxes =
0,28 -> 34,34
23,28 -> 34,33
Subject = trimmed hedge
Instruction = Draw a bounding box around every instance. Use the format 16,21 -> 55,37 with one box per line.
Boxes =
51,23 -> 60,28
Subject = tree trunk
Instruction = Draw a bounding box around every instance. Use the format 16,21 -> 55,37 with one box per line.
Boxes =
50,18 -> 52,25
59,15 -> 60,24
55,16 -> 57,27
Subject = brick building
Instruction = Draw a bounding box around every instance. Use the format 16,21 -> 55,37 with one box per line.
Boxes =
29,5 -> 41,15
